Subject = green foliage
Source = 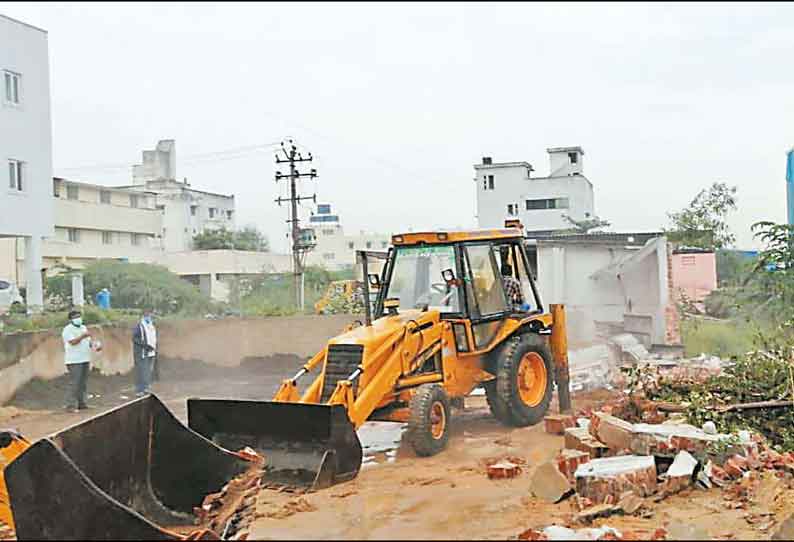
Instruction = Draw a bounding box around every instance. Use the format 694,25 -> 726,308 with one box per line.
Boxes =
45,261 -> 212,315
562,214 -> 611,234
2,306 -> 137,334
192,226 -> 270,252
680,317 -> 755,358
237,266 -> 356,316
665,182 -> 737,249
715,249 -> 756,287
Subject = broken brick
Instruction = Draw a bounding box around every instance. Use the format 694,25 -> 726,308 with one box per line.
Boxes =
575,455 -> 657,504
660,450 -> 697,496
589,412 -> 635,451
486,460 -> 522,479
564,427 -> 610,458
544,414 -> 577,435
556,449 -> 590,482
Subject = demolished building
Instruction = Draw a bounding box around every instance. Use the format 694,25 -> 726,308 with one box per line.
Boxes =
528,232 -> 682,352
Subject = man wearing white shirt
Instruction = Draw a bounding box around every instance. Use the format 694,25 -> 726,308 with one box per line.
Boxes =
132,309 -> 157,396
61,309 -> 94,412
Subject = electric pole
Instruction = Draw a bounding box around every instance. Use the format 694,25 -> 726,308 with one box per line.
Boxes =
275,139 -> 317,311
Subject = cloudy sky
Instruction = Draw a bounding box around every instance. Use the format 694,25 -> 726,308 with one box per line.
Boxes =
4,2 -> 793,251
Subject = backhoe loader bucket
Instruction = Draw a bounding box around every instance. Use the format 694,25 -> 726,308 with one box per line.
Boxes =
187,399 -> 363,489
4,395 -> 251,540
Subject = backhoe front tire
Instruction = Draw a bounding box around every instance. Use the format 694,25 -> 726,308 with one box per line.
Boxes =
486,333 -> 554,427
407,384 -> 451,457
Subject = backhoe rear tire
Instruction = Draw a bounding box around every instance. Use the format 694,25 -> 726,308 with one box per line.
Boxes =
407,384 -> 451,457
486,333 -> 554,427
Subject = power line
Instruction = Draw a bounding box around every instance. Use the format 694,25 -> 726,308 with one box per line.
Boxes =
274,138 -> 318,311
57,141 -> 282,174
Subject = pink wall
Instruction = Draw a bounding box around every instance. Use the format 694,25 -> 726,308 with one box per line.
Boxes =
670,252 -> 717,303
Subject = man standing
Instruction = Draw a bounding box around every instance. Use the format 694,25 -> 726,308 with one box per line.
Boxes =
132,309 -> 157,396
61,309 -> 93,412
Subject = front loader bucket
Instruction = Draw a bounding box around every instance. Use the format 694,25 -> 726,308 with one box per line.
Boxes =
4,395 -> 250,540
188,399 -> 363,489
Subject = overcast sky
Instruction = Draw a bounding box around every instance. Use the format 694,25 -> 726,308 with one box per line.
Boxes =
4,2 -> 793,252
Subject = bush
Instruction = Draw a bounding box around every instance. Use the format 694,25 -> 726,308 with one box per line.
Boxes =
680,318 -> 756,358
1,307 -> 137,334
45,261 -> 212,316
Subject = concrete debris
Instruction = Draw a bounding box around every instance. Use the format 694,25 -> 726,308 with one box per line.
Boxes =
616,491 -> 645,515
660,450 -> 696,495
573,503 -> 621,524
574,455 -> 657,504
518,525 -> 667,541
701,421 -> 717,435
530,461 -> 573,503
607,333 -> 650,363
545,414 -> 578,435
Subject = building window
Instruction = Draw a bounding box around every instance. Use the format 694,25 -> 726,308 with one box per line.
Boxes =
129,194 -> 140,208
525,198 -> 570,210
7,160 -> 23,191
322,228 -> 335,236
156,204 -> 165,212
3,71 -> 20,104
226,210 -> 233,220
348,242 -> 354,249
381,241 -> 388,248
102,231 -> 114,245
366,241 -> 372,249
66,184 -> 79,200
100,190 -> 111,204
488,175 -> 494,190
53,179 -> 60,197
68,228 -> 80,243
131,233 -> 141,246
323,253 -> 335,260
507,203 -> 518,216
568,152 -> 578,165
681,255 -> 696,266
209,207 -> 217,219
317,204 -> 331,214
190,205 -> 197,216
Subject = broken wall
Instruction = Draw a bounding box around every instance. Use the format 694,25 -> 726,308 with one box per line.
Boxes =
0,314 -> 354,405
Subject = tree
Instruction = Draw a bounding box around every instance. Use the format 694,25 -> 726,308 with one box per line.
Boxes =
192,226 -> 270,252
665,182 -> 737,249
562,214 -> 611,234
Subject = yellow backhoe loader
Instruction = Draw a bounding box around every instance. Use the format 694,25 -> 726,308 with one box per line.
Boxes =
1,222 -> 571,540
188,223 -> 571,487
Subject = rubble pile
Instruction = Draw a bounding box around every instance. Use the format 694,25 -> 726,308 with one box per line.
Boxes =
627,350 -> 794,451
521,364 -> 794,541
190,448 -> 265,541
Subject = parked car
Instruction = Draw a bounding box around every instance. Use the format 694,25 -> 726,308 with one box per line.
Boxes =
0,279 -> 24,313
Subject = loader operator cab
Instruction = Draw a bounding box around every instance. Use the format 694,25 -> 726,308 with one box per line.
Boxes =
376,230 -> 541,321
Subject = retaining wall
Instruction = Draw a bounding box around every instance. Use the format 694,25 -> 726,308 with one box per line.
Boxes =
0,314 -> 354,405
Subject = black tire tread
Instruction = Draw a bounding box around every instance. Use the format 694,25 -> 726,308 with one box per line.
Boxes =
407,384 -> 451,457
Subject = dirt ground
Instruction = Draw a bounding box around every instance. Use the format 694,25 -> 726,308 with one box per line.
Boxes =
3,362 -> 793,540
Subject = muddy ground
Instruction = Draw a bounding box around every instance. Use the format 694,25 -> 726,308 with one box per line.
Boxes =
2,361 -> 792,540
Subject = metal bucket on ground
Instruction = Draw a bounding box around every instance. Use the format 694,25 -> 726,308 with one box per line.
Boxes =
5,395 -> 251,540
187,399 -> 363,489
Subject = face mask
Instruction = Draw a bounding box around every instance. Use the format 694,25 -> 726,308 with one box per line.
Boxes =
143,316 -> 152,324
71,317 -> 83,327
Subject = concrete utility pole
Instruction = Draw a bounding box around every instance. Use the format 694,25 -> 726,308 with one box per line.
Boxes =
275,139 -> 317,310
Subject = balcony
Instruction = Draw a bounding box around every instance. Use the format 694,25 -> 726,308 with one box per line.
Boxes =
54,198 -> 162,235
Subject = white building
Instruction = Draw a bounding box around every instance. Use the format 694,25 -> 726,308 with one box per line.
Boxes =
121,140 -> 235,252
474,146 -> 595,232
304,203 -> 391,271
0,14 -> 54,309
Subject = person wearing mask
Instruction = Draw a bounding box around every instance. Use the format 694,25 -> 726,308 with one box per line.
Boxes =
132,309 -> 157,396
61,309 -> 94,412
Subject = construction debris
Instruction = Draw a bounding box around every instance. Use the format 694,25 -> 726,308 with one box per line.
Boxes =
544,414 -> 577,435
556,449 -> 590,483
529,462 -> 573,503
574,455 -> 657,503
486,460 -> 523,479
659,450 -> 696,496
564,427 -> 610,458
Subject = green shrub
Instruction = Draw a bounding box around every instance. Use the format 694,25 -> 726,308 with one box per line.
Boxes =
45,261 -> 212,316
681,318 -> 756,358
